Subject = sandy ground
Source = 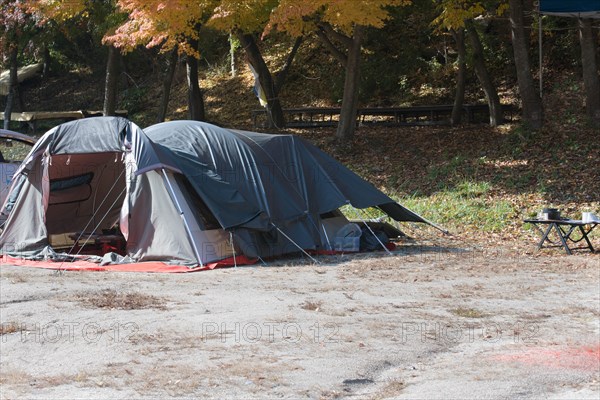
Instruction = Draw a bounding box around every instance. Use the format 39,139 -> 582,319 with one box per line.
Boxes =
1,241 -> 599,399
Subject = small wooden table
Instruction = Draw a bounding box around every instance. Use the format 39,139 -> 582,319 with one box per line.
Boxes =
524,219 -> 597,255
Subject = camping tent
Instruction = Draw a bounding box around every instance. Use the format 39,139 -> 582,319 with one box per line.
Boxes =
0,117 -> 436,269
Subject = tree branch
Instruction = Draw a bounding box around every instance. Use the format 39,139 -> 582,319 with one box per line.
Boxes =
317,21 -> 353,48
315,27 -> 347,65
274,36 -> 303,93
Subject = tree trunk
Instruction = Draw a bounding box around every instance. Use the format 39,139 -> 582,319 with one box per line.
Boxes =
578,18 -> 600,124
3,46 -> 20,130
186,36 -> 205,121
451,29 -> 466,126
158,47 -> 179,123
229,32 -> 236,78
336,25 -> 363,141
103,45 -> 121,116
509,0 -> 543,130
186,54 -> 204,121
237,31 -> 285,129
466,24 -> 503,127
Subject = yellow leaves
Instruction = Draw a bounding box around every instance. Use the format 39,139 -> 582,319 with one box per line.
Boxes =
496,2 -> 509,16
28,0 -> 88,22
433,0 -> 508,30
264,0 -> 316,37
82,0 -> 415,55
268,0 -> 411,37
208,0 -> 278,34
325,0 -> 410,32
433,0 -> 486,30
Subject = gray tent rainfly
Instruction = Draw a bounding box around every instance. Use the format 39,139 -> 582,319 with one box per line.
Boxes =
0,117 -> 439,269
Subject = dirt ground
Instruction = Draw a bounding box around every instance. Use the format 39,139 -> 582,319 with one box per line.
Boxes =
1,238 -> 599,399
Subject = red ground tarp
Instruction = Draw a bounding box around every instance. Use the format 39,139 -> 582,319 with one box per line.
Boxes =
0,255 -> 258,273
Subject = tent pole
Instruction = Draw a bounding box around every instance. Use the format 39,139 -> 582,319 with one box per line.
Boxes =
273,224 -> 320,264
229,231 -> 237,268
70,187 -> 127,257
58,185 -> 128,271
321,223 -> 333,251
350,207 -> 393,255
64,168 -> 126,257
161,169 -> 204,268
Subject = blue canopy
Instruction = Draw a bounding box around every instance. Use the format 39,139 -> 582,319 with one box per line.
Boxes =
540,0 -> 600,18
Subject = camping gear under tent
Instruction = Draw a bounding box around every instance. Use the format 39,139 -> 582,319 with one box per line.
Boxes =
0,117 -> 438,270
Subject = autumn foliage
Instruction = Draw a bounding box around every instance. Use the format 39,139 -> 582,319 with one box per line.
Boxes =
267,0 -> 411,36
104,0 -> 217,56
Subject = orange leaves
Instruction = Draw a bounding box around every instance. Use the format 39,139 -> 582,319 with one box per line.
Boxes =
208,0 -> 278,34
104,0 -> 412,55
104,0 -> 217,56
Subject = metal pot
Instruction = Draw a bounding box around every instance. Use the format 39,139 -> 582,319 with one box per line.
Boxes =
542,208 -> 561,220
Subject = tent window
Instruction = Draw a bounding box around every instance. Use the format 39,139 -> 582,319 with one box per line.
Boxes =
50,172 -> 94,192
